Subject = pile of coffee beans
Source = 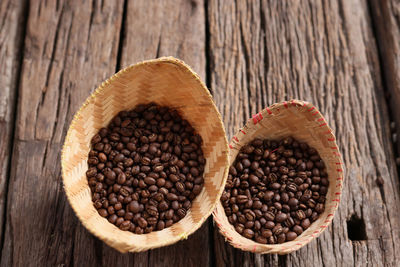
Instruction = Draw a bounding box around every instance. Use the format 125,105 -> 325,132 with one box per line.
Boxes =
221,137 -> 328,244
86,103 -> 206,234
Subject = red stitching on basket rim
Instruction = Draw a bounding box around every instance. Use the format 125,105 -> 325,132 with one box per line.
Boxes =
252,112 -> 263,124
252,115 -> 258,124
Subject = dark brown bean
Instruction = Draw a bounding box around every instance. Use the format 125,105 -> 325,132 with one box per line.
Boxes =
243,229 -> 254,239
98,209 -> 108,217
275,213 -> 287,223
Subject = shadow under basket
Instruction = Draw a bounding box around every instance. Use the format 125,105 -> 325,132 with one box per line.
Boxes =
213,100 -> 344,254
61,57 -> 229,252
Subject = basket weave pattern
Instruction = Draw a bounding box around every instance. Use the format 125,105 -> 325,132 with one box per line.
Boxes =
213,100 -> 343,254
61,57 -> 229,252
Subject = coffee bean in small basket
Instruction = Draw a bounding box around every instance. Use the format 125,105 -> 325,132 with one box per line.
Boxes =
86,103 -> 206,234
221,137 -> 328,244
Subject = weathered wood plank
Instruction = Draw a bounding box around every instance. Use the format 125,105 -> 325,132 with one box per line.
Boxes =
0,0 -> 26,250
100,0 -> 210,265
0,1 -> 124,266
208,0 -> 400,266
369,0 -> 400,160
119,0 -> 206,73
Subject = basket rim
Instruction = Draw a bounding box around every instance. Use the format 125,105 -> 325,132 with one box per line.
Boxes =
212,99 -> 344,254
61,57 -> 230,252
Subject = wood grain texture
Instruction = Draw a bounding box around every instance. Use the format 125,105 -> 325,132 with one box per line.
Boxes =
119,0 -> 206,75
100,0 -> 210,265
1,0 -> 209,266
0,1 -> 123,266
208,0 -> 400,266
369,0 -> 400,158
2,0 -> 400,266
0,0 -> 26,246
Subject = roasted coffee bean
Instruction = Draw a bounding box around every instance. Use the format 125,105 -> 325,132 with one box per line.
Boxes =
245,210 -> 256,221
275,212 -> 287,223
249,174 -> 259,184
98,209 -> 108,217
264,191 -> 274,201
242,159 -> 251,168
237,195 -> 248,204
271,183 -> 281,190
222,137 -> 328,244
255,235 -> 267,244
253,200 -> 262,210
274,202 -> 282,210
295,210 -> 306,220
265,221 -> 275,229
293,225 -> 303,235
301,218 -> 311,229
87,104 -> 206,234
286,231 -> 297,241
177,208 -> 186,218
265,211 -> 275,221
272,225 -> 283,235
277,233 -> 286,243
243,229 -> 254,239
235,224 -> 245,234
261,228 -> 273,238
280,192 -> 289,203
315,203 -> 324,213
120,221 -> 131,231
144,177 -> 156,185
282,204 -> 290,213
284,216 -> 295,228
288,198 -> 298,207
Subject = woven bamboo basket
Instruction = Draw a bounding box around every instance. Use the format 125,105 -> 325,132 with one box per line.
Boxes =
61,57 -> 229,252
213,100 -> 344,254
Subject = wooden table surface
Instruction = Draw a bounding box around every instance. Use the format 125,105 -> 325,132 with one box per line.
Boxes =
1,0 -> 400,266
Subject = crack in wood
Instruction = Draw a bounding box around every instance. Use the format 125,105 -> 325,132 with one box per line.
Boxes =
115,0 -> 127,72
0,0 -> 29,262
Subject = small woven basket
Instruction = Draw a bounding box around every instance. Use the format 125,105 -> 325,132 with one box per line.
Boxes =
61,57 -> 229,252
213,100 -> 344,254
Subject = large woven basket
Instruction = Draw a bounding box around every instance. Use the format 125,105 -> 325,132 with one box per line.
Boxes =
61,57 -> 229,252
213,100 -> 344,254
